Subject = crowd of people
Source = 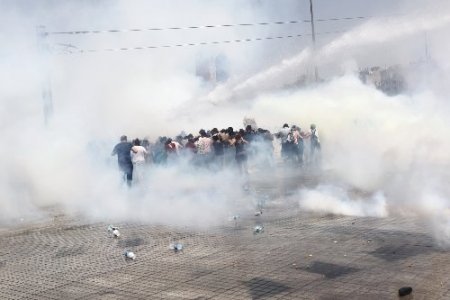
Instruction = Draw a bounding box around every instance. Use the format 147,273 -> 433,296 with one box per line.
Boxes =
111,123 -> 321,187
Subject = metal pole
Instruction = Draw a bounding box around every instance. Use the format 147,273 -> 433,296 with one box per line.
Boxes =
36,25 -> 53,125
309,0 -> 319,82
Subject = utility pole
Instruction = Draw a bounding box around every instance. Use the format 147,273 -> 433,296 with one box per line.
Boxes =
424,32 -> 430,63
309,0 -> 319,82
36,25 -> 53,126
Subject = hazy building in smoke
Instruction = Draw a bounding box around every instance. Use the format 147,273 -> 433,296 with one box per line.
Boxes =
359,65 -> 405,96
195,54 -> 229,84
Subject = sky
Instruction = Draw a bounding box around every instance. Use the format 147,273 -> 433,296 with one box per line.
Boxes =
1,0 -> 450,245
1,0 -> 445,135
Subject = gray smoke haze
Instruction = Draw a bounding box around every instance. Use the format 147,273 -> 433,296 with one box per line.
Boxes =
1,0 -> 450,245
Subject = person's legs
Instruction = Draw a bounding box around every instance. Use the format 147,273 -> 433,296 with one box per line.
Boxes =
310,142 -> 315,165
298,140 -> 304,165
281,143 -> 287,160
133,162 -> 145,184
292,143 -> 299,163
123,163 -> 133,187
119,164 -> 127,183
126,172 -> 132,187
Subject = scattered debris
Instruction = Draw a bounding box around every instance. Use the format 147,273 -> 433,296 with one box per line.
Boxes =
333,241 -> 338,244
308,254 -> 313,257
123,250 -> 136,260
229,215 -> 240,221
254,210 -> 263,216
169,243 -> 184,253
253,225 -> 264,234
229,215 -> 240,228
398,287 -> 413,297
107,225 -> 120,238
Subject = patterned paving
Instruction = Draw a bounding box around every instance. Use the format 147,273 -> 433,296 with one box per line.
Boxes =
1,171 -> 449,299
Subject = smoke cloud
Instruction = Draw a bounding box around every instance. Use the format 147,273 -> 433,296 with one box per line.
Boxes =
1,0 -> 450,246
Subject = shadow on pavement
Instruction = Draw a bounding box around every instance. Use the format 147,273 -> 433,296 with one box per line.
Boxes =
244,277 -> 291,299
302,261 -> 359,279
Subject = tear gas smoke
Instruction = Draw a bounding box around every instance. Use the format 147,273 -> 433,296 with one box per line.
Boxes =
1,1 -> 450,246
204,10 -> 450,104
298,185 -> 388,218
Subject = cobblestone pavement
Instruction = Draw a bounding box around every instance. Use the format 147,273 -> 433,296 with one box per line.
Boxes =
1,171 -> 449,299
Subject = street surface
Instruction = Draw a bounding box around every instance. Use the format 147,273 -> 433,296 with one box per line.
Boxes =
1,169 -> 449,299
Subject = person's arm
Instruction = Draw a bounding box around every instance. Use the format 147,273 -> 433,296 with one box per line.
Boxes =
303,131 -> 311,138
131,146 -> 138,153
111,145 -> 117,156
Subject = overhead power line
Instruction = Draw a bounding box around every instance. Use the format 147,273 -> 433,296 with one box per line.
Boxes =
45,16 -> 369,35
58,30 -> 346,54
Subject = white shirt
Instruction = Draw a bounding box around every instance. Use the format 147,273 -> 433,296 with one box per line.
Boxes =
131,145 -> 147,163
311,129 -> 320,143
279,127 -> 290,143
196,137 -> 212,154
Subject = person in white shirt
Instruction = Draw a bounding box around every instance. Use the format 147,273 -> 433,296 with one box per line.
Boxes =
195,129 -> 213,168
277,124 -> 291,161
131,139 -> 148,183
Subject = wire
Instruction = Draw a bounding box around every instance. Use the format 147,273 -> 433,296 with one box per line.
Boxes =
59,30 -> 345,54
45,16 -> 368,35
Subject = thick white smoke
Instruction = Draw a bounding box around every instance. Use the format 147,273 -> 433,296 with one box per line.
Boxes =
0,0 -> 308,226
203,10 -> 450,104
298,185 -> 388,218
1,1 -> 450,246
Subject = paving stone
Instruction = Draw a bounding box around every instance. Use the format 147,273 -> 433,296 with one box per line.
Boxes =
0,196 -> 449,300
